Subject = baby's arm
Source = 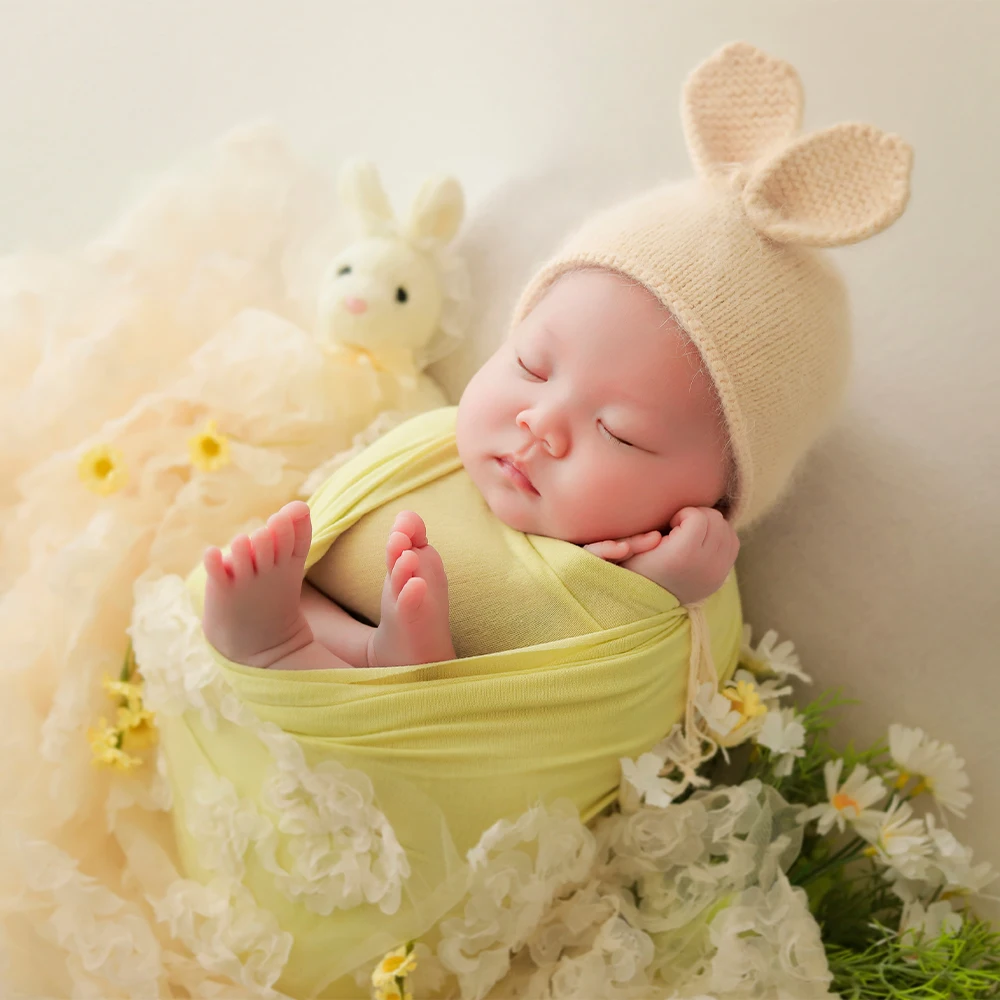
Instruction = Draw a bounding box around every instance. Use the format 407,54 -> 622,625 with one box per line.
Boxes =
584,507 -> 739,605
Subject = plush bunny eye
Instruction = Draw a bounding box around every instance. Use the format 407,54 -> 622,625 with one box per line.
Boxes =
337,265 -> 352,276
396,286 -> 409,303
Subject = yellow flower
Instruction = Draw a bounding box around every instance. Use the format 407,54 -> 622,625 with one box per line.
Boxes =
116,704 -> 158,749
78,444 -> 128,496
372,945 -> 417,989
103,676 -> 144,712
721,679 -> 767,726
374,986 -> 412,1000
88,719 -> 142,771
189,419 -> 231,472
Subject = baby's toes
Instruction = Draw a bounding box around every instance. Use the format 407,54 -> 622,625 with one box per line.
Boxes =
419,544 -> 448,588
385,529 -> 412,570
251,526 -> 275,572
230,535 -> 256,578
204,546 -> 233,584
288,503 -> 313,560
392,510 -> 428,548
268,508 -> 295,563
390,548 -> 420,599
396,576 -> 428,619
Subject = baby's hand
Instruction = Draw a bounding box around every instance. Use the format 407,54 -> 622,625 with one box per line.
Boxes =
591,508 -> 739,605
582,530 -> 663,563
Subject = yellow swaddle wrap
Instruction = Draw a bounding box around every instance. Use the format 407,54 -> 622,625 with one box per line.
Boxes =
160,406 -> 743,997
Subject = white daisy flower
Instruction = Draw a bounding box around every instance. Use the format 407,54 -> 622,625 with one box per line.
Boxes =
732,666 -> 792,710
693,682 -> 742,741
693,679 -> 767,750
755,707 -> 806,777
740,625 -> 812,684
854,798 -> 931,878
800,759 -> 887,835
925,814 -> 998,897
900,899 -> 962,942
620,752 -> 685,809
888,724 -> 972,818
884,813 -> 998,904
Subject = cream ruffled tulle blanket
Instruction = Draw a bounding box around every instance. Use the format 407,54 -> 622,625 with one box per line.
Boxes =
0,127 -> 831,999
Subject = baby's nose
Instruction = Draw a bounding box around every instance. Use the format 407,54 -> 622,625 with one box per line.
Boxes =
343,296 -> 368,315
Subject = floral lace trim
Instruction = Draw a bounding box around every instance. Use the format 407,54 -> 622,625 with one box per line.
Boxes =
132,573 -> 410,918
432,781 -> 833,1000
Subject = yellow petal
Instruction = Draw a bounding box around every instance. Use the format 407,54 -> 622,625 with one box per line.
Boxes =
78,444 -> 129,496
116,706 -> 158,749
189,419 -> 231,472
103,676 -> 144,710
87,721 -> 142,770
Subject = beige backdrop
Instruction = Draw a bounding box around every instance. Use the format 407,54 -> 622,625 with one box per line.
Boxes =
3,0 -> 998,901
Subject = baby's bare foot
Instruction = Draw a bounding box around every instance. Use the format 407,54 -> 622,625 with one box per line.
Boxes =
368,511 -> 455,667
202,500 -> 315,668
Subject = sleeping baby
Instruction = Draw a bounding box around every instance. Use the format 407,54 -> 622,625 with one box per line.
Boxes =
168,43 -> 913,994
198,40 -> 913,679
201,266 -> 741,672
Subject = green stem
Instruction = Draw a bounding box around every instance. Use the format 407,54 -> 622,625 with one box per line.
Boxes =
120,639 -> 134,682
793,837 -> 866,887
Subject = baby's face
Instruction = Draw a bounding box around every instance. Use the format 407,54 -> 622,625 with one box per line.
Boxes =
456,268 -> 731,545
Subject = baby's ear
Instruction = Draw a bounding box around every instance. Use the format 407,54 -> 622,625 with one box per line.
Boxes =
743,123 -> 914,246
406,175 -> 465,244
683,41 -> 803,179
338,159 -> 396,235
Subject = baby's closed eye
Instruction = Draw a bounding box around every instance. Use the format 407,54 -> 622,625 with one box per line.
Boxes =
598,421 -> 634,448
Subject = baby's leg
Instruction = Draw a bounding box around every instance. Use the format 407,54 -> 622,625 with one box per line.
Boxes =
368,511 -> 456,667
202,501 -> 355,671
300,579 -> 374,666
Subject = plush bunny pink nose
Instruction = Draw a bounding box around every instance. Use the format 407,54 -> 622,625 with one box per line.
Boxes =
343,296 -> 368,315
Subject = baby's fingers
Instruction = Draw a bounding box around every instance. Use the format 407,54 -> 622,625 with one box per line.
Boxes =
583,539 -> 631,562
625,530 -> 662,556
668,507 -> 718,546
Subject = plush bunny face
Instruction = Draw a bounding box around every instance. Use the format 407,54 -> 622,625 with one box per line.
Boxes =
318,236 -> 442,353
317,160 -> 466,367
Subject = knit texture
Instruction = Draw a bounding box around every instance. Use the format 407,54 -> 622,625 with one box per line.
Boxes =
513,41 -> 913,532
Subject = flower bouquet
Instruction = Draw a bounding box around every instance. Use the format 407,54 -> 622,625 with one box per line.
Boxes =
362,627 -> 1000,1000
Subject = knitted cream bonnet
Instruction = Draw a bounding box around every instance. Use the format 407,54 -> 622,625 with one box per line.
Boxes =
513,42 -> 914,532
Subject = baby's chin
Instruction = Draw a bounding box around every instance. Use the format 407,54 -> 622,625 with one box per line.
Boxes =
478,486 -> 544,536
481,491 -> 600,545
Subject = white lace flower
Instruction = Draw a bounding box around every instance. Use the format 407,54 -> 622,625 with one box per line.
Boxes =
440,800 -> 597,1000
900,899 -> 962,943
255,757 -> 410,917
888,724 -> 972,818
186,768 -> 273,879
854,798 -> 930,878
679,873 -> 834,999
20,839 -> 163,996
152,876 -> 292,994
130,572 -> 227,729
620,752 -> 686,809
740,624 -> 812,684
800,760 -> 887,835
755,707 -> 806,777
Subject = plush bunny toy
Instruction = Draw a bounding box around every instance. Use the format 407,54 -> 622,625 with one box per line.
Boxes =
316,160 -> 468,394
295,160 -> 468,492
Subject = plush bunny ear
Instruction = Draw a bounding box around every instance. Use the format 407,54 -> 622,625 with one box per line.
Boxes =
338,159 -> 396,235
683,41 -> 803,178
406,175 -> 464,244
742,123 -> 914,246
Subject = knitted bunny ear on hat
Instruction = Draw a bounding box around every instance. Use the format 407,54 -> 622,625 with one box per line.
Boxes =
513,40 -> 914,533
683,42 -> 913,247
